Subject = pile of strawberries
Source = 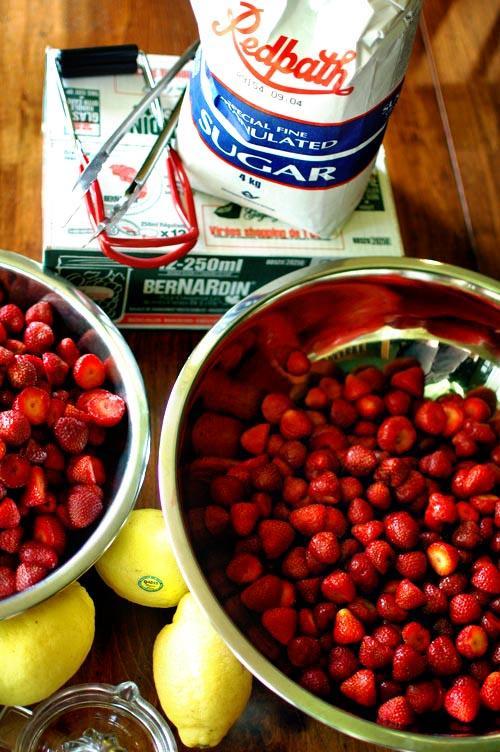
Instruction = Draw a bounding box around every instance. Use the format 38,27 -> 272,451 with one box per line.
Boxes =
190,355 -> 500,733
0,297 -> 126,599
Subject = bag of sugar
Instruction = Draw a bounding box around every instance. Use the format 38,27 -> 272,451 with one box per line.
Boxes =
177,0 -> 422,237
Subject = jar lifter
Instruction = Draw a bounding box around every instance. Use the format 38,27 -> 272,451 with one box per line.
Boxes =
53,42 -> 199,269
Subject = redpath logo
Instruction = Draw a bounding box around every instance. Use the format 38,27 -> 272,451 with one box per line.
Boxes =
212,2 -> 356,95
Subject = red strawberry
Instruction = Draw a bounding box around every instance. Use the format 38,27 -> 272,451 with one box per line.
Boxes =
226,553 -> 262,584
347,553 -> 379,592
424,493 -> 457,530
342,444 -> 377,477
340,669 -> 376,707
66,454 -> 106,485
307,532 -> 340,565
15,562 -> 47,591
0,346 -> 14,367
375,456 -> 414,488
289,504 -> 326,536
305,387 -> 328,410
384,389 -> 412,416
377,695 -> 415,729
392,644 -> 426,682
261,393 -> 293,424
204,505 -> 229,536
427,635 -> 461,676
299,667 -> 330,697
282,547 -> 309,580
308,470 -> 340,504
376,593 -> 408,623
56,337 -> 80,366
402,622 -> 431,653
22,466 -> 47,507
471,561 -> 500,594
366,481 -> 391,509
258,519 -> 294,559
19,540 -> 58,569
251,462 -> 282,492
328,646 -> 358,681
240,423 -> 270,455
377,416 -> 417,455
330,398 -> 357,428
0,566 -> 15,597
359,635 -> 393,669
0,497 -> 20,528
427,541 -> 459,576
54,416 -> 89,454
406,680 -> 442,714
464,396 -> 491,421
41,352 -> 69,386
23,321 -> 54,353
241,574 -> 283,612
352,520 -> 384,546
15,386 -> 51,425
384,511 -> 419,550
365,539 -> 395,574
72,353 -> 106,390
66,484 -> 103,528
423,583 -> 448,615
85,389 -> 126,428
25,301 -> 54,326
285,350 -> 310,376
279,409 -> 313,440
449,593 -> 482,625
444,676 -> 480,723
44,443 -> 65,471
0,304 -> 24,333
419,449 -> 453,478
321,571 -> 356,604
0,409 -> 31,445
480,671 -> 500,712
373,623 -> 403,650
396,551 -> 427,581
456,625 -> 489,659
343,373 -> 371,402
333,607 -> 365,644
415,401 -> 446,435
0,526 -> 23,553
356,394 -> 384,420
287,636 -> 320,667
390,366 -> 424,398
395,579 -> 427,610
282,476 -> 308,505
461,463 -> 496,497
7,355 -> 37,389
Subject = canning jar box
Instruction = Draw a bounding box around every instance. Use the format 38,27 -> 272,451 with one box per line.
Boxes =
42,50 -> 404,330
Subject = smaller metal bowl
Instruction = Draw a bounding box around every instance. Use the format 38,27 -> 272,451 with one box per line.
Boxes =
159,257 -> 500,752
0,250 -> 149,621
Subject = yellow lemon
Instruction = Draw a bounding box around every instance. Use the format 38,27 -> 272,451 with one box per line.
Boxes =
95,508 -> 188,607
153,593 -> 252,748
0,582 -> 94,706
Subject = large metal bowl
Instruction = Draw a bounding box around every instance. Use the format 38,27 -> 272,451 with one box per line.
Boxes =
159,258 -> 500,751
0,250 -> 149,620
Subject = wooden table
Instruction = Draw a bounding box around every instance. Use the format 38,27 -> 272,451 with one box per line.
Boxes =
1,1 -> 498,750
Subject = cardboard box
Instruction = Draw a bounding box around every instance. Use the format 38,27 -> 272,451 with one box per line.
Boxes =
42,50 -> 404,329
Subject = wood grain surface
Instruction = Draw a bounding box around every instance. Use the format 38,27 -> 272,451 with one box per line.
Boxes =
0,1 -> 498,750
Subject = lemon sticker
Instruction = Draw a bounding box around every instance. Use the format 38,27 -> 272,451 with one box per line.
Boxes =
138,575 -> 164,593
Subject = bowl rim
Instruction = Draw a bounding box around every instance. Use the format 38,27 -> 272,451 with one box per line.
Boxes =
159,257 -> 500,751
0,249 -> 150,621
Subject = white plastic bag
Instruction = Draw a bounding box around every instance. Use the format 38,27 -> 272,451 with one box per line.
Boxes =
177,0 -> 422,236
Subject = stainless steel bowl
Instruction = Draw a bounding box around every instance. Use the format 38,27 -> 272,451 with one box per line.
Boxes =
0,250 -> 149,620
159,257 -> 500,752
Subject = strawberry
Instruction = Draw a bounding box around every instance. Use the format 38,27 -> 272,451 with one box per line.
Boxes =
23,321 -> 55,353
402,622 -> 431,653
419,449 -> 453,478
339,476 -> 364,502
287,635 -> 320,667
373,623 -> 402,649
85,389 -> 126,428
66,454 -> 106,485
56,337 -> 80,366
330,398 -> 357,428
396,551 -> 427,581
0,346 -> 14,367
282,547 -> 309,580
0,566 -> 16,597
375,456 -> 414,488
21,466 -> 46,507
226,553 -> 263,584
327,646 -> 358,681
390,366 -> 424,398
5,355 -> 34,390
66,484 -> 103,528
72,353 -> 106,389
441,401 -> 465,437
347,497 -> 374,525
471,561 -> 500,594
343,373 -> 371,402
310,424 -> 347,453
444,676 -> 480,723
384,511 -> 419,550
377,416 -> 417,454
19,540 -> 58,569
25,301 -> 54,326
259,519 -> 294,558
395,579 -> 427,610
427,541 -> 459,576
282,476 -> 308,505
0,497 -> 20,528
384,389 -> 412,416
480,672 -> 500,712
0,526 -> 23,553
359,635 -> 393,669
352,520 -> 384,546
230,502 -> 259,536
415,401 -> 446,435
0,304 -> 24,333
285,349 -> 310,376
464,396 -> 491,422
0,409 -> 31,445
347,552 -> 379,592
427,635 -> 461,676
340,669 -> 376,707
252,462 -> 282,492
392,644 -> 426,682
15,562 -> 47,591
424,493 -> 457,530
280,409 -> 313,440
299,667 -> 330,697
296,576 -> 321,604
366,481 -> 391,509
377,695 -> 415,729
53,416 -> 89,454
307,532 -> 340,565
365,539 -> 395,574
333,607 -> 365,644
356,394 -> 384,420
241,574 -> 283,611
342,444 -> 377,476
204,505 -> 230,536
261,393 -> 293,424
308,471 -> 340,504
44,443 -> 65,471
0,453 -> 30,488
304,448 -> 336,477
394,470 -> 426,504
305,387 -> 328,409
321,571 -> 356,604
376,593 -> 408,623
15,386 -> 51,425
456,625 -> 489,659
406,680 -> 442,714
461,463 -> 496,497
298,607 -> 318,636
240,423 -> 270,455
289,504 -> 326,536
423,583 -> 448,615
449,593 -> 482,625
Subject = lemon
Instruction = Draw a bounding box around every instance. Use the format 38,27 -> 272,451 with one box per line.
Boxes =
0,582 -> 94,706
95,508 -> 188,608
153,593 -> 252,748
